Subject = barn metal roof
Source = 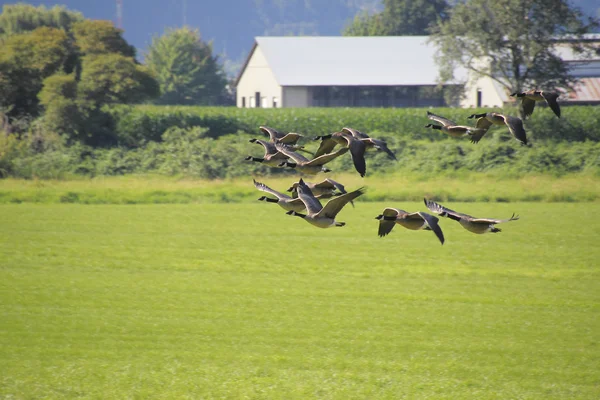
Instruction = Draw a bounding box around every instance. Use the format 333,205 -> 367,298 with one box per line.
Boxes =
249,36 -> 468,86
567,77 -> 600,102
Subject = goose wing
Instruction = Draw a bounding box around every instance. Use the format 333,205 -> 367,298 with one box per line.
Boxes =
275,143 -> 310,163
377,208 -> 401,237
278,132 -> 303,144
362,138 -> 397,160
305,147 -> 349,166
521,98 -> 536,118
313,137 -> 338,158
318,187 -> 365,219
259,126 -> 284,141
500,115 -> 528,145
470,213 -> 520,224
417,211 -> 445,245
348,139 -> 367,177
316,178 -> 347,194
253,179 -> 290,200
427,111 -> 457,127
342,127 -> 370,139
296,179 -> 323,214
541,91 -> 561,118
423,198 -> 471,222
252,139 -> 288,159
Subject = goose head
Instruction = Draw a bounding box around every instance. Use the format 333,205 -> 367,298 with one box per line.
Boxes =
468,113 -> 487,119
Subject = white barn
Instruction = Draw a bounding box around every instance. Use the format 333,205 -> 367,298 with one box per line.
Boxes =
235,35 -> 600,109
235,36 -> 467,108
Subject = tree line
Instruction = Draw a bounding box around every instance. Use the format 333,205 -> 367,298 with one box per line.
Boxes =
0,1 -> 598,150
0,3 -> 228,146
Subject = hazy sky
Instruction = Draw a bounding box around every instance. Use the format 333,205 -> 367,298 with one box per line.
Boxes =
0,0 -> 255,61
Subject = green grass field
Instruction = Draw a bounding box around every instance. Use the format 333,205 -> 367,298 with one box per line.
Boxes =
1,200 -> 599,399
1,172 -> 599,204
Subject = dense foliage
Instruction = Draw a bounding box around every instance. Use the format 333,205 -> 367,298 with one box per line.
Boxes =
0,4 -> 159,146
343,0 -> 449,36
431,0 -> 600,96
145,27 -> 227,106
2,106 -> 599,180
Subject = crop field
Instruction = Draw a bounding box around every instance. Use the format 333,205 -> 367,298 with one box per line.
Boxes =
1,199 -> 599,399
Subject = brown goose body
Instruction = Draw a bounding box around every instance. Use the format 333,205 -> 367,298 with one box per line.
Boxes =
375,207 -> 445,244
467,112 -> 528,145
510,90 -> 561,118
424,198 -> 519,234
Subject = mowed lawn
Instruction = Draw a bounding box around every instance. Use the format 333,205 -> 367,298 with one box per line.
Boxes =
1,202 -> 599,399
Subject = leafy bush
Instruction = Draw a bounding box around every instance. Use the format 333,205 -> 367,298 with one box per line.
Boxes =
108,105 -> 600,147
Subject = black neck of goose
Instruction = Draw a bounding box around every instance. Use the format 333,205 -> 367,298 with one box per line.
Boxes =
259,197 -> 278,203
469,113 -> 487,119
383,215 -> 397,221
285,162 -> 297,168
315,134 -> 332,140
247,156 -> 264,162
426,124 -> 442,130
293,212 -> 306,219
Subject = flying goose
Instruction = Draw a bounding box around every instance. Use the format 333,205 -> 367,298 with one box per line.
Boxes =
313,131 -> 367,177
425,111 -> 488,140
288,178 -> 354,207
260,125 -> 303,145
510,90 -> 561,119
287,178 -> 348,198
341,127 -> 397,161
276,143 -> 349,175
245,139 -> 289,167
253,179 -> 312,212
424,198 -> 519,234
286,178 -> 365,228
375,207 -> 445,244
467,112 -> 528,145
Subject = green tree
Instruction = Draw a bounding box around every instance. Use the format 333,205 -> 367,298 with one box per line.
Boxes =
38,73 -> 81,137
343,0 -> 449,36
0,3 -> 83,37
72,20 -> 136,58
431,0 -> 600,96
0,27 -> 71,116
145,27 -> 226,105
78,54 -> 159,107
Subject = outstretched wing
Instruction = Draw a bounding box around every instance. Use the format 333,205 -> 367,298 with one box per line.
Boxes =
253,179 -> 290,200
318,187 -> 365,219
423,198 -> 471,221
521,98 -> 536,118
278,132 -> 303,145
317,178 -> 347,194
313,137 -> 338,158
305,147 -> 349,166
541,91 -> 561,118
417,211 -> 445,245
501,115 -> 528,145
363,138 -> 397,160
296,179 -> 323,214
348,139 -> 367,177
275,143 -> 310,163
377,208 -> 400,237
259,126 -> 284,141
427,111 -> 457,127
342,127 -> 370,139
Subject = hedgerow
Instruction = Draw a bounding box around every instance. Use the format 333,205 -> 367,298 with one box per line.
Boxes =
108,105 -> 600,146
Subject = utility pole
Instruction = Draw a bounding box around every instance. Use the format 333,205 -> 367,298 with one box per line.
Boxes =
116,0 -> 123,29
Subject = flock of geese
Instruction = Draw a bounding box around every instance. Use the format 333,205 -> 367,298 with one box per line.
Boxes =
246,89 -> 561,244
